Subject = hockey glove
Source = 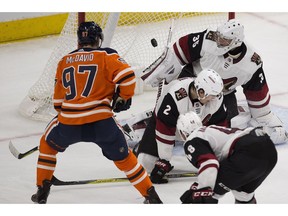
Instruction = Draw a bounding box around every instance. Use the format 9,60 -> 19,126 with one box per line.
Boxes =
150,159 -> 174,184
180,182 -> 218,204
112,87 -> 132,113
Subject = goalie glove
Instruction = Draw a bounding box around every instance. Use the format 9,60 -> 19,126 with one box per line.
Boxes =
180,182 -> 218,204
142,47 -> 182,87
112,87 -> 132,113
150,159 -> 174,184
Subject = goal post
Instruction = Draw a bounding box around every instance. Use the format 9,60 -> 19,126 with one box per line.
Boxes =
18,12 -> 235,122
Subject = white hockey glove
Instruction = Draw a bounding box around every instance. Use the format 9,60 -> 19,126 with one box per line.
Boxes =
249,112 -> 288,144
142,47 -> 182,87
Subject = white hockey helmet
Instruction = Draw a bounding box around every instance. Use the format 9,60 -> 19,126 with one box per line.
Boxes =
194,68 -> 223,99
214,19 -> 244,55
177,111 -> 203,141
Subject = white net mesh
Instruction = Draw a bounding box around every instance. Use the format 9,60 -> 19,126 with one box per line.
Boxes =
19,12 -> 231,122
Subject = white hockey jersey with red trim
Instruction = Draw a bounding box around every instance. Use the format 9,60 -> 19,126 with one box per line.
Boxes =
154,77 -> 223,160
173,29 -> 271,119
184,125 -> 255,189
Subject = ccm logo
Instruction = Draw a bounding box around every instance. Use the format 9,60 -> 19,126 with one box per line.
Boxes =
156,161 -> 167,168
194,191 -> 213,197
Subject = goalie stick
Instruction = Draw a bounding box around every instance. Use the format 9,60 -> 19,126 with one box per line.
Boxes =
141,18 -> 175,81
52,172 -> 197,186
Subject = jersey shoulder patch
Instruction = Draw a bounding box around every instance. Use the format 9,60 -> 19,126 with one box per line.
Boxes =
251,52 -> 262,65
117,57 -> 128,64
174,87 -> 188,101
205,30 -> 217,42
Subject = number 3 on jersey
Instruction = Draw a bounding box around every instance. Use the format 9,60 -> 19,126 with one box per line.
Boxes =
63,65 -> 97,100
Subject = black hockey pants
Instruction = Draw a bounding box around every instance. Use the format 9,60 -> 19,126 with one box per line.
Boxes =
214,132 -> 278,195
135,113 -> 159,157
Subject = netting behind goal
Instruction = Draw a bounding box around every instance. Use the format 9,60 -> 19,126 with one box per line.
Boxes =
19,12 -> 234,122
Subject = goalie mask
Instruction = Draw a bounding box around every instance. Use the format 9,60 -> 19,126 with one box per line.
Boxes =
77,21 -> 104,47
177,111 -> 203,141
214,19 -> 244,55
194,69 -> 223,100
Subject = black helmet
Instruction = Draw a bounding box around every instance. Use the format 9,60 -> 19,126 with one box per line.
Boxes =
77,21 -> 104,46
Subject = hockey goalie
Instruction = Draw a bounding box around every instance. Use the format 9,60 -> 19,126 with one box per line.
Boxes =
130,18 -> 288,146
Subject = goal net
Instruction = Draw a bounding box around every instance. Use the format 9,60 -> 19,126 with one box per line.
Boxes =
19,12 -> 234,122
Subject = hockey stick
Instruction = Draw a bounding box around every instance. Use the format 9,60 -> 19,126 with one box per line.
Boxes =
52,172 -> 197,186
9,133 -> 139,160
9,141 -> 38,159
9,121 -> 139,160
9,110 -> 154,160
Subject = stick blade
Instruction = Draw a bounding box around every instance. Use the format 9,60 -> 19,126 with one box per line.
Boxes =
9,141 -> 21,159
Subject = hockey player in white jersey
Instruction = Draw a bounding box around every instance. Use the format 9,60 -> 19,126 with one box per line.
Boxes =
177,111 -> 277,204
135,69 -> 227,184
141,18 -> 288,144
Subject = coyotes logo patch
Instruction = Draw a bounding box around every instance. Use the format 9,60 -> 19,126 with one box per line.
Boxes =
251,52 -> 262,65
175,88 -> 188,101
206,31 -> 217,42
223,77 -> 237,92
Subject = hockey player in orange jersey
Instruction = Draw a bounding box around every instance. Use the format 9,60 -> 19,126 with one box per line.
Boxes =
31,21 -> 162,204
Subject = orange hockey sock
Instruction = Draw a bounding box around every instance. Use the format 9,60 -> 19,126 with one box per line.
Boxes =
114,149 -> 152,196
36,136 -> 58,186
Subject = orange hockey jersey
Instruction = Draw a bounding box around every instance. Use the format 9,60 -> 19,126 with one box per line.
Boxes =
53,47 -> 136,125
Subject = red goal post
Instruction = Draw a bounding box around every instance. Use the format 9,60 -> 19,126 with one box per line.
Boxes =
18,12 -> 235,122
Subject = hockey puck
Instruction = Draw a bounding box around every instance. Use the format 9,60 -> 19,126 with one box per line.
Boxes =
151,38 -> 158,47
